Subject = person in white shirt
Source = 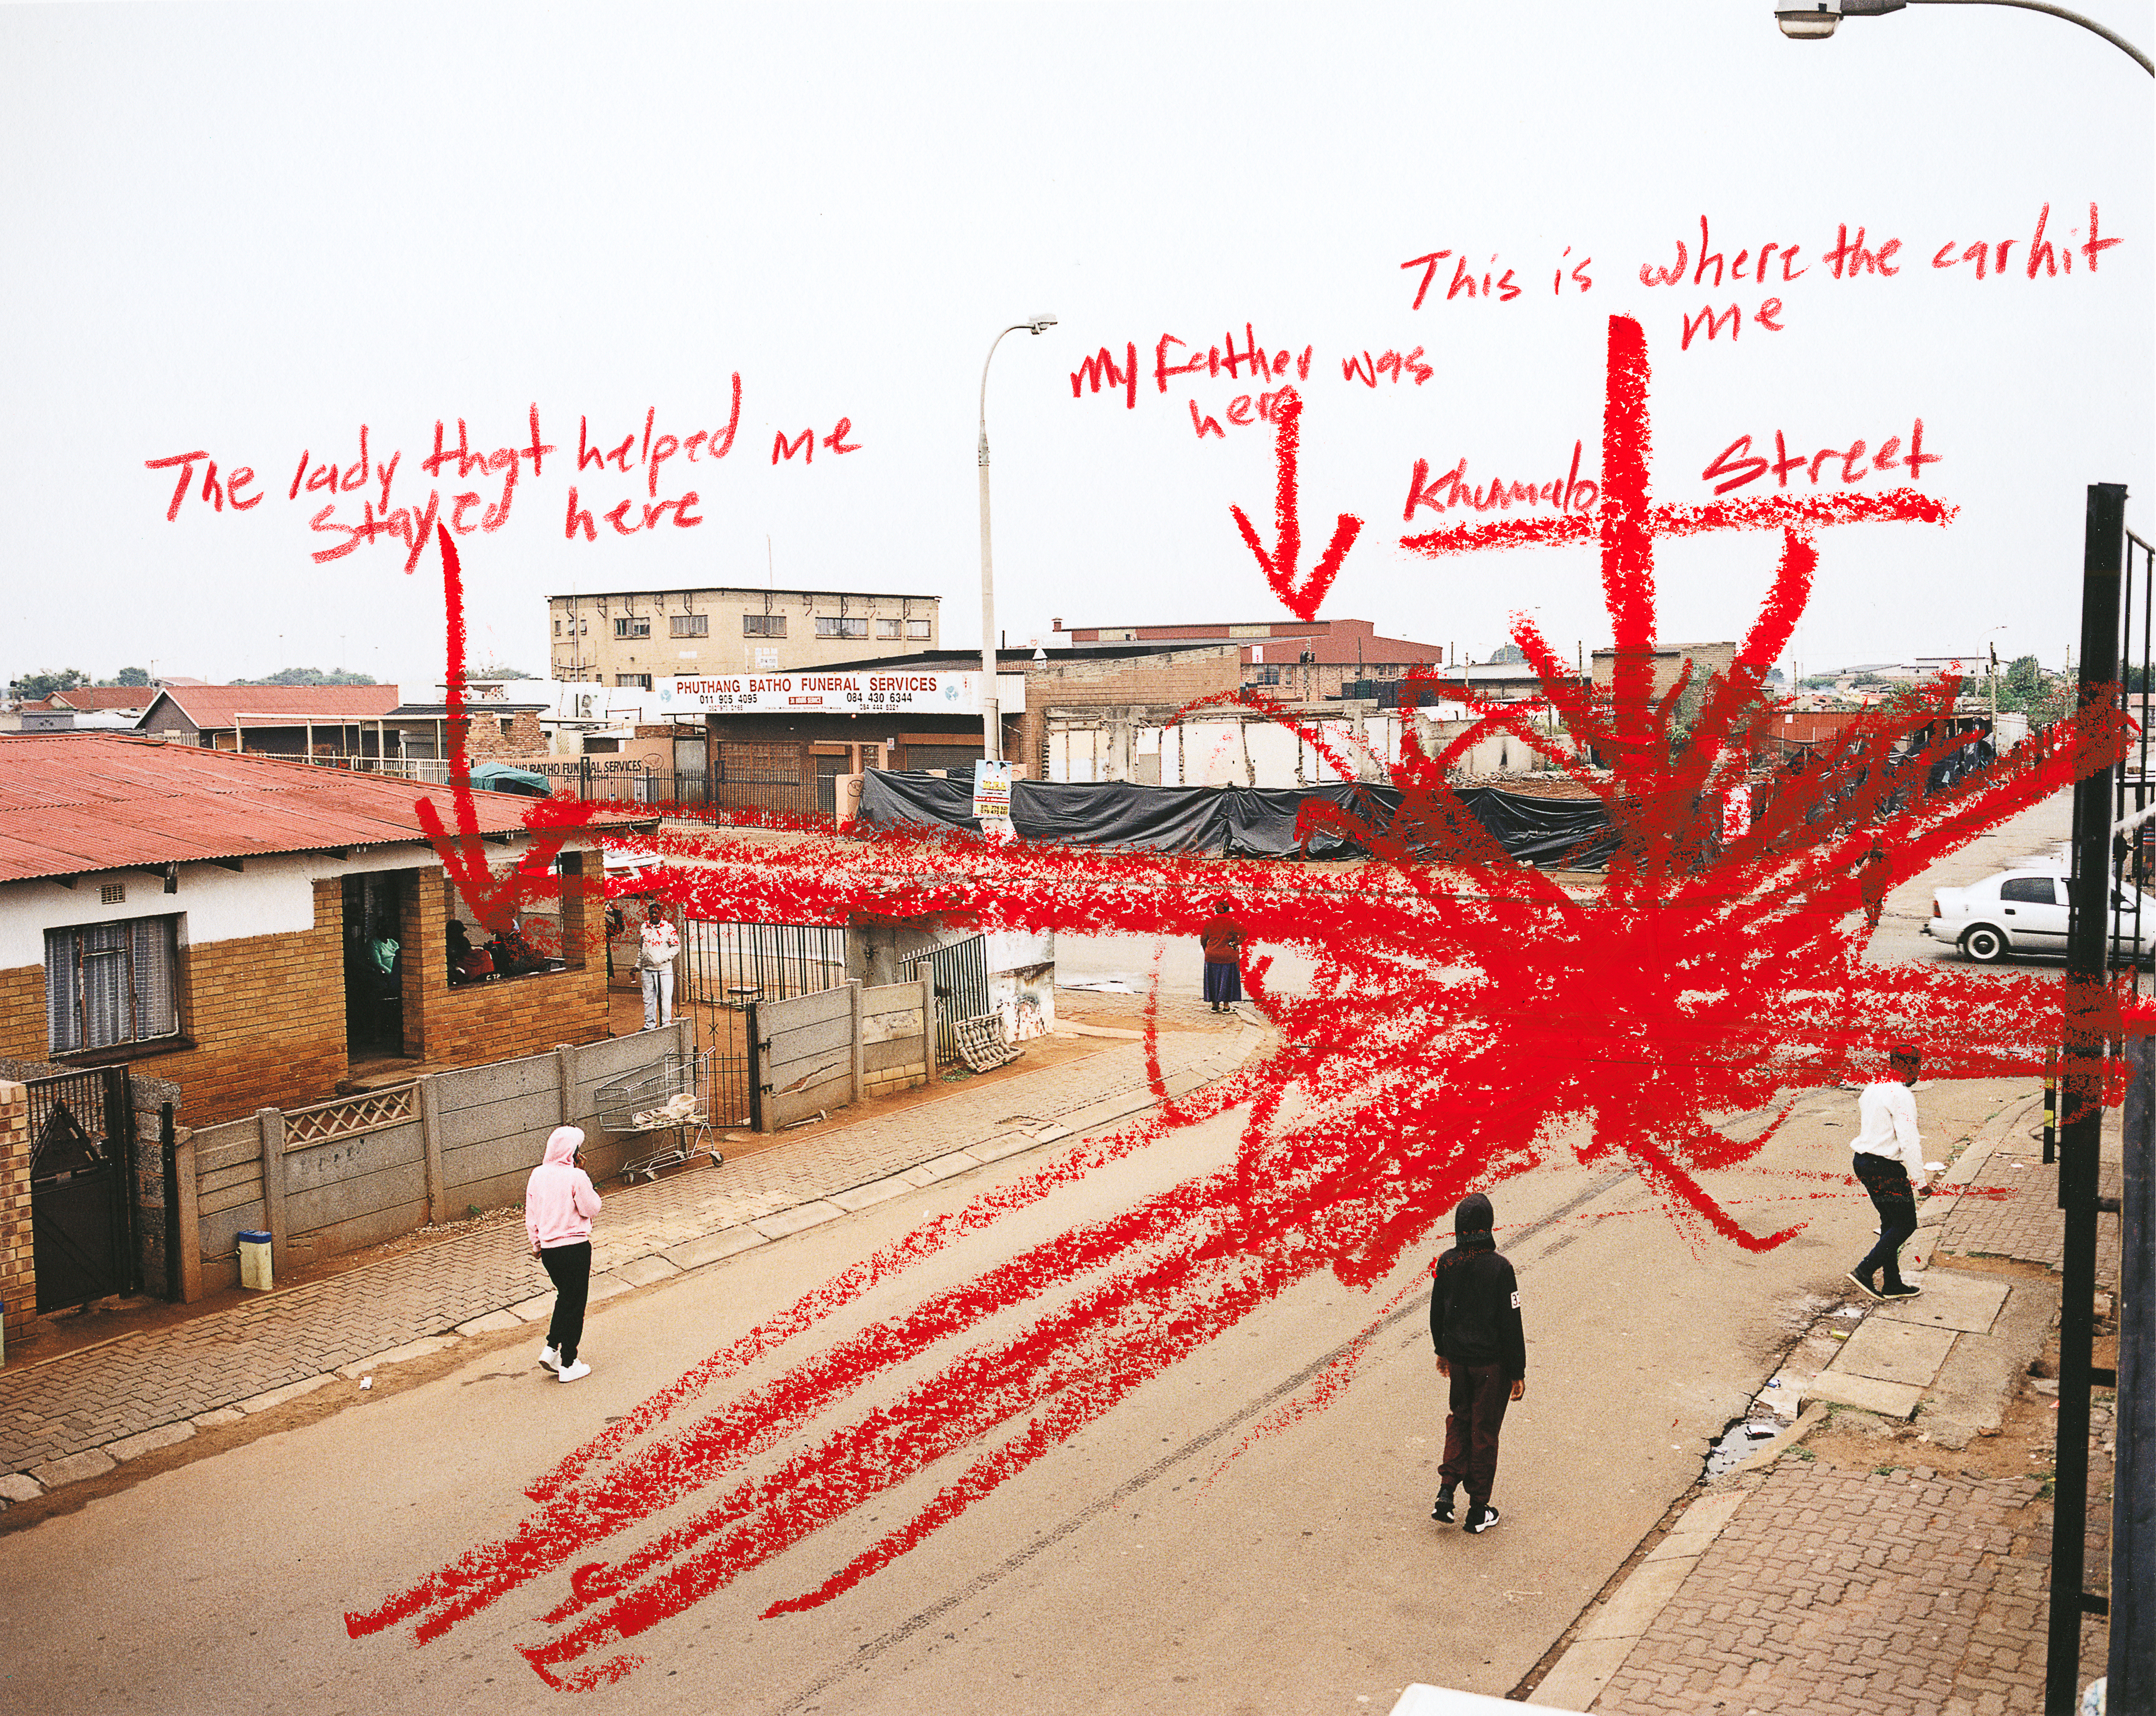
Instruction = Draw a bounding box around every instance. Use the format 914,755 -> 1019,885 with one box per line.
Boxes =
636,901 -> 680,1030
1848,1044 -> 1933,1301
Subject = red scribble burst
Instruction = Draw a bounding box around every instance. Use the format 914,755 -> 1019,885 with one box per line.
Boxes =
348,315 -> 2146,1689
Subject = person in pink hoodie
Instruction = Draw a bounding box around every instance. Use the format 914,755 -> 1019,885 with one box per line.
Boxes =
526,1125 -> 603,1383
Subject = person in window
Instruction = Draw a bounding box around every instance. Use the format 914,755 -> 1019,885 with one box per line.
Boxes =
1199,895 -> 1243,1014
490,919 -> 545,978
446,919 -> 494,986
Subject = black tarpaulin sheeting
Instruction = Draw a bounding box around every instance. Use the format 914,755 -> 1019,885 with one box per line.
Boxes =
855,770 -> 1616,866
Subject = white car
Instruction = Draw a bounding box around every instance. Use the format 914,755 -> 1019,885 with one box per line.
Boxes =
1926,865 -> 2156,964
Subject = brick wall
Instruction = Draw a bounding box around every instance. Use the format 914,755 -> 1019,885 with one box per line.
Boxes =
454,708 -> 550,761
0,883 -> 348,1129
0,1082 -> 34,1343
1015,648 -> 1242,776
0,965 -> 42,1062
403,852 -> 610,1067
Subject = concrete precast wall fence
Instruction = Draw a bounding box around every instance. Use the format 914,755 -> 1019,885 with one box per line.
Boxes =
755,977 -> 931,1132
179,1022 -> 692,1298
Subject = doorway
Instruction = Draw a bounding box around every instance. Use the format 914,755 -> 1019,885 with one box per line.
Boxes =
342,874 -> 406,1057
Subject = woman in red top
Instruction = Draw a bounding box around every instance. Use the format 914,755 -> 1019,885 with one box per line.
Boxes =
1199,895 -> 1244,1013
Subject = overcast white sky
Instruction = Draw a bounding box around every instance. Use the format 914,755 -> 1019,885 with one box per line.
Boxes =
2,0 -> 2150,694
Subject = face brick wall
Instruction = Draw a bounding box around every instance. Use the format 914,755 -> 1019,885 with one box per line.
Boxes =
0,1081 -> 33,1342
1015,648 -> 1244,778
403,851 -> 610,1068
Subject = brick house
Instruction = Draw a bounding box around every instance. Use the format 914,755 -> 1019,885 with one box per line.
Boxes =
0,736 -> 657,1127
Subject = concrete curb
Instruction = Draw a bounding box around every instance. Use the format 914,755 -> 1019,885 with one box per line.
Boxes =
0,1021 -> 1265,1510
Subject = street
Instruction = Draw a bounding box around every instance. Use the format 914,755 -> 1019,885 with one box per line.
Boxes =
0,793 -> 2078,1714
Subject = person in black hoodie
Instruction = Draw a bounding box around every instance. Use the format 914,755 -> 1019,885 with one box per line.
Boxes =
1429,1191 -> 1526,1535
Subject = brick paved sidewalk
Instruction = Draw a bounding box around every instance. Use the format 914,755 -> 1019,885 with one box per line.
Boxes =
0,1020 -> 1259,1500
1524,1079 -> 2122,1715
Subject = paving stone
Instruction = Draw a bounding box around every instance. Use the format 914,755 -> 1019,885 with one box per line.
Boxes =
751,1200 -> 846,1240
829,1175 -> 922,1212
1577,1555 -> 1701,1642
1528,1636 -> 1643,1710
1878,1270 -> 2009,1337
615,1254 -> 682,1287
454,1309 -> 525,1337
660,1227 -> 767,1271
585,1274 -> 633,1304
335,1336 -> 458,1381
28,1448 -> 116,1489
968,1132 -> 1044,1164
0,1473 -> 43,1503
1834,1320 -> 1959,1388
506,1293 -> 559,1324
106,1421 -> 195,1462
234,1374 -> 335,1415
903,1151 -> 984,1186
189,1408 -> 244,1428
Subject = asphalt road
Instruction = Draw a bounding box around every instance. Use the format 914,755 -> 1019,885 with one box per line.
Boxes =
0,790 -> 2081,1716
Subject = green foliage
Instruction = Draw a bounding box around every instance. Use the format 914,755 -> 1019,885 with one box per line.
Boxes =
1799,674 -> 1838,690
232,666 -> 379,686
470,662 -> 540,680
1487,642 -> 1527,665
99,666 -> 152,687
1991,654 -> 2072,727
11,668 -> 88,699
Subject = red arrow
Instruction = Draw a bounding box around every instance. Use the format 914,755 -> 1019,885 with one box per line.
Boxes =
1228,386 -> 1362,623
414,523 -> 598,937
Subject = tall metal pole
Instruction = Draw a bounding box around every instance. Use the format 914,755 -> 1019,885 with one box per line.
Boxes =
2116,1032 -> 2153,1713
974,316 -> 1055,766
2050,480 -> 2126,1715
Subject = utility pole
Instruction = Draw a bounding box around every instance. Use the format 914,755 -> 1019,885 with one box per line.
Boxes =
2051,481 -> 2126,1716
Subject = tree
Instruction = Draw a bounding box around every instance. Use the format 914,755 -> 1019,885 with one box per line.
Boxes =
232,667 -> 378,686
11,668 -> 88,700
469,662 -> 539,680
1799,674 -> 1838,690
99,666 -> 151,687
1487,642 -> 1527,665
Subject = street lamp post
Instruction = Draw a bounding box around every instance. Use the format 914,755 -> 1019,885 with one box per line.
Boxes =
1774,0 -> 2153,73
1777,10 -> 2147,1714
977,315 -> 1057,762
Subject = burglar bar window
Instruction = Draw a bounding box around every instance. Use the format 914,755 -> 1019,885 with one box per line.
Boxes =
815,616 -> 868,639
45,916 -> 181,1054
614,616 -> 651,639
876,618 -> 903,639
743,614 -> 786,637
907,619 -> 931,639
670,614 -> 709,638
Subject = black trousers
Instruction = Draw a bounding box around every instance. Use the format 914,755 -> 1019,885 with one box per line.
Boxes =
539,1241 -> 592,1365
1438,1361 -> 1512,1508
1853,1154 -> 1918,1292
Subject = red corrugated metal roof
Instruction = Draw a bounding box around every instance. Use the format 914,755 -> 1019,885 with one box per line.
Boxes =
0,736 -> 652,882
147,685 -> 404,726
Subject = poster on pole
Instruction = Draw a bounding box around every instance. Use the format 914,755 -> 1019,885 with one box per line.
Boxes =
972,758 -> 1013,821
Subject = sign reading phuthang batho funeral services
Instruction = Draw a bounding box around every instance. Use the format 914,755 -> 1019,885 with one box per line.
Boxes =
660,671 -> 1025,715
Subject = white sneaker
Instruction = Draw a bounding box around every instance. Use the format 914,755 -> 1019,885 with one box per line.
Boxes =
556,1359 -> 592,1383
539,1345 -> 562,1373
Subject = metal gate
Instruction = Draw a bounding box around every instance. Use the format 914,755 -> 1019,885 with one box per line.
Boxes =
26,1065 -> 137,1313
683,920 -> 848,1127
903,934 -> 988,1065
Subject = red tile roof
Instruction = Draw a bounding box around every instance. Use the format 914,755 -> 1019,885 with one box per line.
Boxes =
31,688 -> 158,712
146,685 -> 404,727
0,736 -> 653,882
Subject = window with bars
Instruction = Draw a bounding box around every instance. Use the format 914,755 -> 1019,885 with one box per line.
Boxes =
907,620 -> 931,639
616,674 -> 653,689
670,614 -> 709,637
45,916 -> 182,1054
876,618 -> 903,639
614,616 -> 651,639
815,616 -> 869,639
743,614 -> 787,637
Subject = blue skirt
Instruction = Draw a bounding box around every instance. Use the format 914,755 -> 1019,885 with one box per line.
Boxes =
1203,960 -> 1242,1004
